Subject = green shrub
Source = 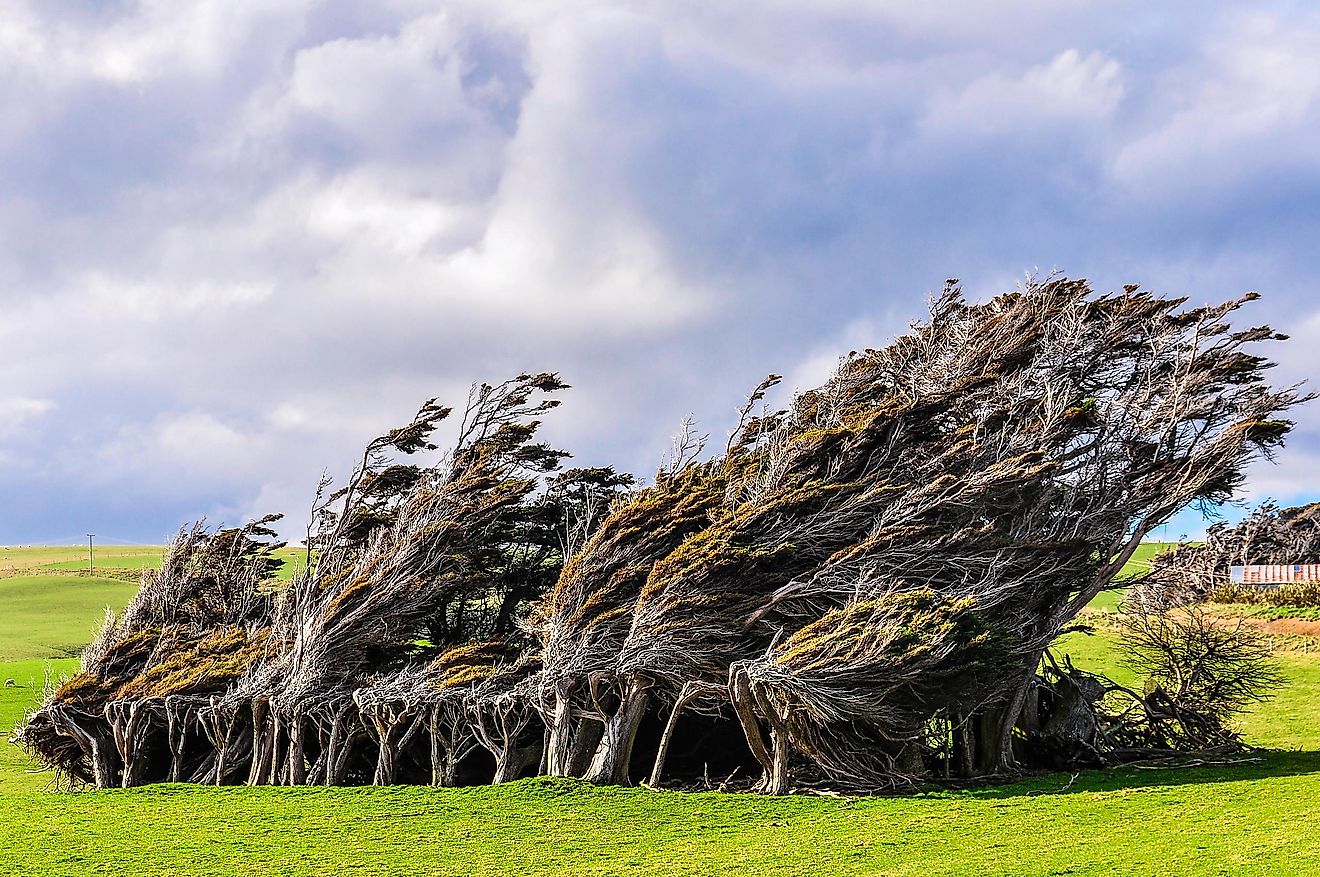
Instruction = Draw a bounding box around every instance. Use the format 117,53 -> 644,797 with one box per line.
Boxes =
1208,581 -> 1320,607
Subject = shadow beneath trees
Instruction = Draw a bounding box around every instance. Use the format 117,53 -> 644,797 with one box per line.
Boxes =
970,749 -> 1320,799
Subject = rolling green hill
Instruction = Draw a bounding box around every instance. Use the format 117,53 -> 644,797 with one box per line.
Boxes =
0,575 -> 138,661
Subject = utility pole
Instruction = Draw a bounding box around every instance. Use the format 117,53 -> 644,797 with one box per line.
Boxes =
87,534 -> 95,575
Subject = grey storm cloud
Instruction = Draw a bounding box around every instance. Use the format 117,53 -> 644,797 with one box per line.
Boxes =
1,0 -> 1319,543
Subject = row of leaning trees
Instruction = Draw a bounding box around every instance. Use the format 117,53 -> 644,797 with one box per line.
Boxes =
16,278 -> 1307,793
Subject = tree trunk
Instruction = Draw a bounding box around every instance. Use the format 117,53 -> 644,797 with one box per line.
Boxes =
51,706 -> 119,789
106,701 -> 153,788
728,667 -> 774,781
584,678 -> 649,786
365,704 -> 422,786
267,711 -> 285,785
434,737 -> 465,788
491,736 -> 518,784
767,727 -> 791,796
565,719 -> 603,778
951,715 -> 974,779
428,706 -> 477,787
325,711 -> 363,786
164,699 -> 191,783
211,727 -> 229,786
471,703 -> 533,785
199,701 -> 224,785
364,705 -> 395,786
90,736 -> 118,789
545,681 -> 578,777
323,715 -> 344,787
286,708 -> 307,786
649,682 -> 719,786
327,740 -> 355,785
306,750 -> 327,786
374,738 -> 398,786
648,700 -> 686,787
429,715 -> 447,787
982,648 -> 1048,775
973,708 -> 1007,775
746,676 -> 794,796
247,697 -> 274,786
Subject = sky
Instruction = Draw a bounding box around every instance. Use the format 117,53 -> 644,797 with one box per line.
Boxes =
2,1 -> 1319,545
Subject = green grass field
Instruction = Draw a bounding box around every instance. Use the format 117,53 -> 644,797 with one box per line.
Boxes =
0,543 -> 308,580
1081,541 -> 1181,614
1,543 -> 1317,876
0,544 -> 164,574
0,575 -> 137,661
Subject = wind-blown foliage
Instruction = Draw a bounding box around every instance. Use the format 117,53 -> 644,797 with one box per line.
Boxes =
17,277 -> 1303,794
1141,501 -> 1320,606
19,518 -> 283,787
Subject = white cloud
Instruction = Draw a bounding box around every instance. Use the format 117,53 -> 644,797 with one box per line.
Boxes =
920,49 -> 1125,138
7,0 -> 313,85
304,171 -> 486,258
1113,11 -> 1320,197
288,14 -> 468,130
97,412 -> 262,482
2,2 -> 1320,541
0,396 -> 55,439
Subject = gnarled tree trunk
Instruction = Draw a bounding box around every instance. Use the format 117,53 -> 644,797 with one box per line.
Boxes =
584,677 -> 650,786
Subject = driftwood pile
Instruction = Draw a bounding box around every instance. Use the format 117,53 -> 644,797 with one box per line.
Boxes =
14,278 -> 1304,793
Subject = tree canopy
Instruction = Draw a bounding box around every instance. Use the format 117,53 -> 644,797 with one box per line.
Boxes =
17,277 -> 1305,793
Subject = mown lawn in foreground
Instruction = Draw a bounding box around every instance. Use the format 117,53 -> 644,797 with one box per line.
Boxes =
2,545 -> 1318,876
0,759 -> 1317,877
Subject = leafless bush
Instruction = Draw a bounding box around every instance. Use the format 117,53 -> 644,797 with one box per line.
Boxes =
1103,602 -> 1282,751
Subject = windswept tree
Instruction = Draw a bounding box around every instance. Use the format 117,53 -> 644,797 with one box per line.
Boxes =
1140,500 -> 1320,606
16,277 -> 1304,795
535,277 -> 1304,793
18,518 -> 284,788
725,280 -> 1304,791
19,373 -> 619,789
532,457 -> 729,779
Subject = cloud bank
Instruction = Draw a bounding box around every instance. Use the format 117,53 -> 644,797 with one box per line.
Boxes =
2,1 -> 1319,542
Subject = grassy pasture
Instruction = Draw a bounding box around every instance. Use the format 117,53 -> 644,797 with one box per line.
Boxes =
0,543 -> 308,580
0,544 -> 163,574
1121,541 -> 1180,577
0,544 -> 1317,875
1083,541 -> 1181,614
0,575 -> 138,661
